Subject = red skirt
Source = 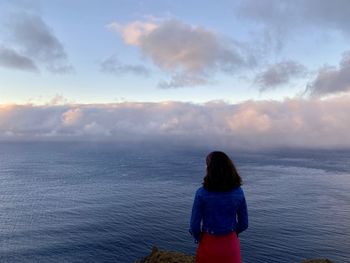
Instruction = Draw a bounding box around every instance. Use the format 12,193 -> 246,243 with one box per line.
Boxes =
196,232 -> 242,263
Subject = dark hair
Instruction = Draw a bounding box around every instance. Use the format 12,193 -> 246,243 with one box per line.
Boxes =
203,151 -> 242,192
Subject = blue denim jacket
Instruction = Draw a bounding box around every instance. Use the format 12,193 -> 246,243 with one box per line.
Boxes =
189,186 -> 248,243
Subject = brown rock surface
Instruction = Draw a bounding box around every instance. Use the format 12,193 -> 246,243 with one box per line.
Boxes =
136,247 -> 333,263
135,247 -> 195,263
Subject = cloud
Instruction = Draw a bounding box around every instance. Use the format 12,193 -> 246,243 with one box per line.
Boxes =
108,19 -> 253,88
62,108 -> 82,126
107,21 -> 157,45
0,46 -> 38,72
237,0 -> 350,31
300,0 -> 350,34
1,97 -> 350,149
48,94 -> 69,105
306,51 -> 350,97
255,60 -> 307,91
236,0 -> 350,49
158,73 -> 210,89
100,55 -> 150,77
3,13 -> 73,73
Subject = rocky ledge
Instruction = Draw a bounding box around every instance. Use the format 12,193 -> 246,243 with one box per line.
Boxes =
135,247 -> 194,263
136,246 -> 333,263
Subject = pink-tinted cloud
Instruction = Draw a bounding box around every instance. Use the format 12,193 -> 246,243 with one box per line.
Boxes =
1,97 -> 350,149
108,19 -> 253,88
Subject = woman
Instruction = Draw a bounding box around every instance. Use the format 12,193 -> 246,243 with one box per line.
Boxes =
189,151 -> 248,263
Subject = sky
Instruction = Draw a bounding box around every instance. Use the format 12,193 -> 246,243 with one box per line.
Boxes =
1,0 -> 350,148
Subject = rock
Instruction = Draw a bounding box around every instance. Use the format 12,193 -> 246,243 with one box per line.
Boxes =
136,247 -> 333,263
135,246 -> 195,263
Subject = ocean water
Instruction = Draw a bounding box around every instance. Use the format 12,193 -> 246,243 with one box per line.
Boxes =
0,142 -> 349,263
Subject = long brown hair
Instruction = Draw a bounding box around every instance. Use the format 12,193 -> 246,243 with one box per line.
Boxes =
203,151 -> 242,192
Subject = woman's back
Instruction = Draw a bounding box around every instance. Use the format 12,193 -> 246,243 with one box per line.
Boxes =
197,186 -> 248,235
190,186 -> 248,241
189,151 -> 248,263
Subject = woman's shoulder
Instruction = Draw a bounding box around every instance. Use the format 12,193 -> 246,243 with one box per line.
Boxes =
224,187 -> 246,199
233,186 -> 244,193
195,186 -> 206,195
231,186 -> 246,197
196,186 -> 244,196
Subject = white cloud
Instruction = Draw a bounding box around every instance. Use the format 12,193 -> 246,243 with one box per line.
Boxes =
108,19 -> 253,88
158,73 -> 210,89
1,97 -> 350,149
48,94 -> 69,105
83,122 -> 111,136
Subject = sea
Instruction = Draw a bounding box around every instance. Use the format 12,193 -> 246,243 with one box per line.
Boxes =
0,142 -> 349,263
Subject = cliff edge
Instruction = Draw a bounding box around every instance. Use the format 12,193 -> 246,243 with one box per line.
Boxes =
136,247 -> 333,263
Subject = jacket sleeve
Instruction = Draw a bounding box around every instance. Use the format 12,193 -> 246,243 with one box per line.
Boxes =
236,193 -> 248,235
189,189 -> 203,243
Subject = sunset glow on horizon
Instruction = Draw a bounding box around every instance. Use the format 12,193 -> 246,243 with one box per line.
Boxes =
1,0 -> 350,147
